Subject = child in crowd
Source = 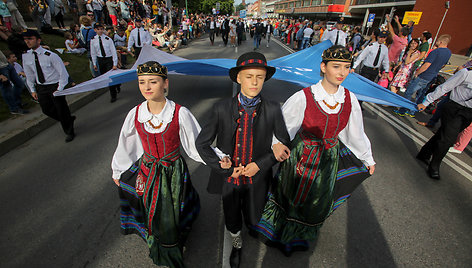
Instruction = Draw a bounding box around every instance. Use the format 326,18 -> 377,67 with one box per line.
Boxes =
65,32 -> 87,54
114,27 -> 129,67
378,63 -> 394,89
0,0 -> 12,31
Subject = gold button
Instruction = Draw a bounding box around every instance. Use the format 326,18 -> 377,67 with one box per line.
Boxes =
237,144 -> 241,147
254,112 -> 257,116
236,157 -> 240,160
238,128 -> 242,131
239,111 -> 242,115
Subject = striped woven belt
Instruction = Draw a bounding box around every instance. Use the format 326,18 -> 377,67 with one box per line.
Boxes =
140,149 -> 180,235
293,131 -> 338,206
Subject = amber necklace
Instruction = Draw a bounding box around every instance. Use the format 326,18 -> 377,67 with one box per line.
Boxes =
148,120 -> 163,129
322,99 -> 340,110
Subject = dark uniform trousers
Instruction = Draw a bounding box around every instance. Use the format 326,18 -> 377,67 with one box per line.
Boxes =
418,101 -> 472,171
36,83 -> 74,135
133,46 -> 142,59
97,57 -> 119,99
360,66 -> 379,82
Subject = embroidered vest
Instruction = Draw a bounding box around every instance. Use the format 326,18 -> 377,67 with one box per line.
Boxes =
228,103 -> 257,186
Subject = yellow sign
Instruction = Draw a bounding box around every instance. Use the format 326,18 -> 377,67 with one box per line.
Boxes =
402,11 -> 423,25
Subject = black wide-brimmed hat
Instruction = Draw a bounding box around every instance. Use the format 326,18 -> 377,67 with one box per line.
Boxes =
229,52 -> 276,83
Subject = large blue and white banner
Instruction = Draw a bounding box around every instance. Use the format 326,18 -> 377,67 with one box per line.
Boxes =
55,41 -> 417,111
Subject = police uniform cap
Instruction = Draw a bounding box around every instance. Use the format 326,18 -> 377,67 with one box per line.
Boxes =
378,30 -> 389,38
94,23 -> 105,29
22,29 -> 41,39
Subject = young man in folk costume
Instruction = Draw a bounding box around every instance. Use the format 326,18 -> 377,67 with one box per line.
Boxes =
112,61 -> 225,268
196,52 -> 290,268
253,45 -> 376,255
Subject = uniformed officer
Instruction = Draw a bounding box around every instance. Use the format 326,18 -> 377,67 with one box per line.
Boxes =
22,29 -> 76,142
90,23 -> 120,103
416,67 -> 472,179
127,18 -> 152,59
352,30 -> 390,82
321,17 -> 348,47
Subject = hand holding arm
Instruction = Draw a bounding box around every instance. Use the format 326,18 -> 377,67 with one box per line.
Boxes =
242,162 -> 260,177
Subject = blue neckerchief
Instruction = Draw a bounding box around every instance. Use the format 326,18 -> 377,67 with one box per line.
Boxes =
239,93 -> 261,114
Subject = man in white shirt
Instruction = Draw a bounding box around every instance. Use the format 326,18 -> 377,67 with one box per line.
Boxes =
127,18 -> 152,59
22,30 -> 76,142
352,30 -> 390,82
321,17 -> 347,47
302,22 -> 313,49
90,23 -> 120,103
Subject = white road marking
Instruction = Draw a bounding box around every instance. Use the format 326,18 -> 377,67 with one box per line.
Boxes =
365,102 -> 472,181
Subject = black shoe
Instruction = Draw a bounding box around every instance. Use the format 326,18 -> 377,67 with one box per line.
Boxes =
110,97 -> 117,103
65,133 -> 75,143
427,166 -> 440,180
416,154 -> 430,166
229,247 -> 241,268
117,87 -> 121,93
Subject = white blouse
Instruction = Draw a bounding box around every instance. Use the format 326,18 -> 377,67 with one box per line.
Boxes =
111,99 -> 222,180
274,81 -> 376,167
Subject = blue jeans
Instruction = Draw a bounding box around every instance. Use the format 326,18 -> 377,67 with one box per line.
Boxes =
0,64 -> 24,112
302,37 -> 310,49
398,76 -> 431,114
93,9 -> 102,23
254,34 -> 261,48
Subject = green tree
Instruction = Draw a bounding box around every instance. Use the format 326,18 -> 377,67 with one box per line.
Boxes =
235,3 -> 245,12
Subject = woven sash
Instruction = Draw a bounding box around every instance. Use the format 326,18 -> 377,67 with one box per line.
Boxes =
137,148 -> 180,235
293,130 -> 338,206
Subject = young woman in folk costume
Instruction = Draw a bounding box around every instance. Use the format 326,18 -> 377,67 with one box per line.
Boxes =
254,45 -> 376,255
111,61 -> 222,267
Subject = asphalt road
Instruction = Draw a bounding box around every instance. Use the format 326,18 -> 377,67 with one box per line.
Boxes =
0,34 -> 471,268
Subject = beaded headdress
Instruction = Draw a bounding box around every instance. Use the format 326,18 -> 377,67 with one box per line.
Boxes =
137,61 -> 167,78
321,46 -> 353,63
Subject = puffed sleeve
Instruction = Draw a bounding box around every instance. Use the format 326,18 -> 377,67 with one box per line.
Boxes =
179,107 -> 227,164
111,107 -> 144,180
338,92 -> 376,167
272,89 -> 306,145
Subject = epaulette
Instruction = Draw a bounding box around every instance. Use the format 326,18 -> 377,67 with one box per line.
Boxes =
467,66 -> 472,71
105,37 -> 109,40
44,51 -> 51,56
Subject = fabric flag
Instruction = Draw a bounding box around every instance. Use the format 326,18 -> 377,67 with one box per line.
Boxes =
54,42 -> 417,111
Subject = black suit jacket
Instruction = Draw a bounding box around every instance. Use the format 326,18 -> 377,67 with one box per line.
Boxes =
196,95 -> 290,194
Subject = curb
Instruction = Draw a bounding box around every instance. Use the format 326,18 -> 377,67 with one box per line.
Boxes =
0,88 -> 108,157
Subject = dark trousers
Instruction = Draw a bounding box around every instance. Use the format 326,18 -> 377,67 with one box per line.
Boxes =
97,57 -> 119,99
133,46 -> 142,59
209,29 -> 215,44
222,186 -> 251,234
360,66 -> 379,82
418,101 -> 472,171
222,30 -> 229,45
36,83 -> 74,135
54,12 -> 64,28
237,32 -> 243,45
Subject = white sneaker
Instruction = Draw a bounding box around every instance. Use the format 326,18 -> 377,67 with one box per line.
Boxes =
448,147 -> 462,154
400,87 -> 406,92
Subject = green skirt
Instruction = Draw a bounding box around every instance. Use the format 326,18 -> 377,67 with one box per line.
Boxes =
118,156 -> 200,268
252,133 -> 370,254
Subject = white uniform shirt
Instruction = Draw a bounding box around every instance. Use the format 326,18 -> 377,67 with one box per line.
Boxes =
353,42 -> 389,71
111,99 -> 226,180
22,46 -> 69,93
210,21 -> 215,29
90,34 -> 118,67
127,27 -> 152,51
423,68 -> 472,108
321,28 -> 347,46
273,82 -> 375,167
